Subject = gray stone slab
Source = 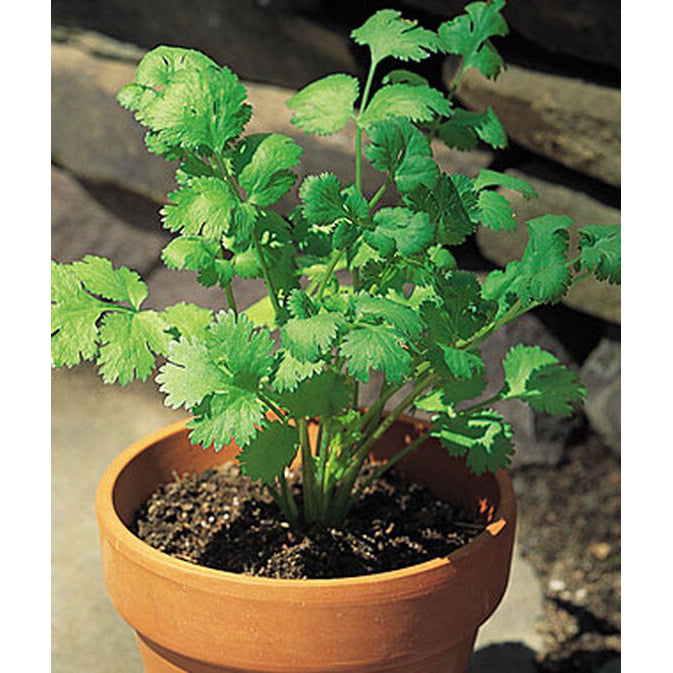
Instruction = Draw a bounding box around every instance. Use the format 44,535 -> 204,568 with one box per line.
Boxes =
51,165 -> 168,274
581,339 -> 621,456
145,266 -> 267,313
455,64 -> 620,187
474,540 -> 544,653
52,42 -> 177,204
52,364 -> 186,673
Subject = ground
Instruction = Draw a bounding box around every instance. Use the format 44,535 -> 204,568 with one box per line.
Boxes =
514,432 -> 621,672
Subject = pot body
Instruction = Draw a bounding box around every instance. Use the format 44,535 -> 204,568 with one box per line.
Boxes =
96,417 -> 516,673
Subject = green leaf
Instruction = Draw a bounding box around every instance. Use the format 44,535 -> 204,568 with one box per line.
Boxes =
233,133 -> 302,207
578,224 -> 621,284
97,311 -> 171,385
230,211 -> 299,301
433,345 -> 485,380
474,169 -> 538,199
278,370 -> 351,419
365,117 -> 439,193
132,46 -> 218,89
287,74 -> 359,136
205,311 -> 275,387
157,337 -> 230,409
163,302 -> 213,341
157,311 -> 274,447
422,270 -> 497,344
162,236 -> 220,271
71,255 -> 148,309
439,108 -> 506,150
237,422 -> 299,485
51,262 -> 109,367
524,364 -> 586,417
439,370 -> 487,406
438,0 -> 508,80
161,177 -> 237,238
403,173 -> 476,246
501,344 -> 585,417
502,344 -> 559,397
351,293 -> 424,340
188,391 -> 266,450
243,295 -> 276,329
351,9 -> 440,65
359,84 -> 452,128
340,324 -> 412,385
126,52 -> 252,154
432,409 -> 514,474
366,207 -> 435,256
382,69 -> 430,87
477,190 -> 516,232
299,173 -> 347,228
519,215 -> 573,304
272,351 -> 324,393
281,313 -> 342,363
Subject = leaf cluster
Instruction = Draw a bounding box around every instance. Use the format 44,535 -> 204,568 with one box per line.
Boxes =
51,1 -> 621,526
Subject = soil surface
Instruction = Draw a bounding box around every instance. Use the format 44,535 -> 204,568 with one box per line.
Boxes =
133,463 -> 484,579
513,432 -> 621,672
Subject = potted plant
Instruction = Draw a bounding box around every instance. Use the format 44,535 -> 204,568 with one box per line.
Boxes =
52,1 -> 621,671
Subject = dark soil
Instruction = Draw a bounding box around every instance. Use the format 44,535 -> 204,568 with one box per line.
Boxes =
133,463 -> 485,579
513,432 -> 621,672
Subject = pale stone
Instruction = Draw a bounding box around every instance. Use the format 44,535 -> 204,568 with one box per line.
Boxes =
454,64 -> 621,186
51,165 -> 167,274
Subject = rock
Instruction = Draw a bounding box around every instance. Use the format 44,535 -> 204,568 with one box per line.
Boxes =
588,542 -> 612,561
504,0 -> 620,69
454,64 -> 621,187
52,0 -> 358,91
51,40 -> 177,203
474,541 -> 544,652
475,169 -> 621,323
51,166 -> 167,274
480,313 -> 582,467
580,339 -> 621,455
145,267 -> 266,314
52,24 -> 144,62
52,32 -> 492,208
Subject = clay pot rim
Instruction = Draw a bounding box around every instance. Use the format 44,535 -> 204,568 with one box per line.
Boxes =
96,417 -> 515,589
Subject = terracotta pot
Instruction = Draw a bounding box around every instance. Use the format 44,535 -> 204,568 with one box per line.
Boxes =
95,416 -> 516,673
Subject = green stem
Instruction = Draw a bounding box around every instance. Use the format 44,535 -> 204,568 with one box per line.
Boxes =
299,418 -> 318,523
458,392 -> 504,415
259,393 -> 286,422
224,282 -> 238,316
355,58 -> 378,192
251,225 -> 282,317
351,430 -> 432,501
328,372 -> 439,524
315,248 -> 345,300
279,473 -> 299,524
368,178 -> 391,209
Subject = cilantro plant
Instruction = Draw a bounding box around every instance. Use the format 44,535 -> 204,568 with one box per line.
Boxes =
51,1 -> 621,528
